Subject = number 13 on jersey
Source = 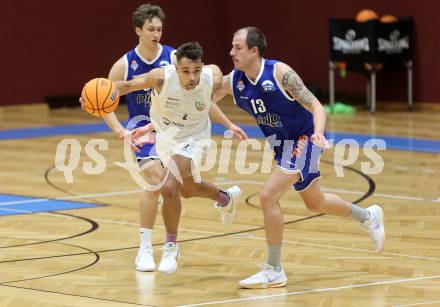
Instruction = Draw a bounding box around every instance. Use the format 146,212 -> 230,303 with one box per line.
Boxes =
250,99 -> 266,114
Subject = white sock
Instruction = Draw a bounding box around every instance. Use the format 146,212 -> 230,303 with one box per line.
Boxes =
140,228 -> 153,249
350,204 -> 370,223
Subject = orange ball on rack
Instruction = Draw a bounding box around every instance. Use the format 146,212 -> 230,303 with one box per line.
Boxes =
380,14 -> 398,23
355,9 -> 379,22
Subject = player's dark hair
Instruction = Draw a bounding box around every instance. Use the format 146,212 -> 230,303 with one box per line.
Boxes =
132,4 -> 165,28
236,27 -> 267,57
176,42 -> 203,62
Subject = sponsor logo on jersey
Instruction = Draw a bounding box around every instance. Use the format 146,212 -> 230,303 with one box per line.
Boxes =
240,96 -> 249,100
162,117 -> 186,128
195,100 -> 206,111
378,30 -> 409,54
332,30 -> 369,54
262,80 -> 275,92
237,80 -> 245,91
136,92 -> 151,106
257,113 -> 283,128
159,60 -> 170,67
130,60 -> 139,71
166,99 -> 179,107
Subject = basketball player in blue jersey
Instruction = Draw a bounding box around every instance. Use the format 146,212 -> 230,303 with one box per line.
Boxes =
215,27 -> 385,289
102,4 -> 172,273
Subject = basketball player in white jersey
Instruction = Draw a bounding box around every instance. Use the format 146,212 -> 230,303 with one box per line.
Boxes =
115,42 -> 244,274
92,4 -> 246,273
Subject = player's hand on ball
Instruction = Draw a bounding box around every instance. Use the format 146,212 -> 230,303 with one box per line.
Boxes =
79,97 -> 85,111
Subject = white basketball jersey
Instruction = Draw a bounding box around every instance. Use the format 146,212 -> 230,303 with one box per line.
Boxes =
150,65 -> 213,140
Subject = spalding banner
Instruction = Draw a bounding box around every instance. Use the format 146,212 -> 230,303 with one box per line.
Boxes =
329,18 -> 413,68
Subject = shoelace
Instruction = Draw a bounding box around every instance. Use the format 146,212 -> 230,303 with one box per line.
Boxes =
249,264 -> 274,279
140,248 -> 153,255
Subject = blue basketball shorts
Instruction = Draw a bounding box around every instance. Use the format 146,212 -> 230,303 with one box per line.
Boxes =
274,135 -> 323,192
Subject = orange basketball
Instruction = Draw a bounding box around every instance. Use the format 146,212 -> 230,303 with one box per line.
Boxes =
355,9 -> 379,22
380,14 -> 398,23
81,78 -> 119,117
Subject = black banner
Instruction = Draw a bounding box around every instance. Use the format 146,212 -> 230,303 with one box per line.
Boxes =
329,18 -> 413,68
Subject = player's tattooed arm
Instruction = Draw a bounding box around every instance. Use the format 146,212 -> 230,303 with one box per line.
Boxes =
281,69 -> 317,109
276,62 -> 326,135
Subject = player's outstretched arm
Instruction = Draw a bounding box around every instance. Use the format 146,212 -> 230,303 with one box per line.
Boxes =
276,63 -> 328,148
209,103 -> 248,140
115,68 -> 165,96
205,64 -> 224,93
101,56 -> 141,151
102,57 -> 128,136
206,67 -> 248,140
212,72 -> 233,103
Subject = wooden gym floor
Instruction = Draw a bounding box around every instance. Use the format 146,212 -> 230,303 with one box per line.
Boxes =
0,100 -> 439,306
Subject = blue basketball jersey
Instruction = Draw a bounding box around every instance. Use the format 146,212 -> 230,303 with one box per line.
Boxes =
231,59 -> 314,141
232,59 -> 321,191
124,44 -> 175,129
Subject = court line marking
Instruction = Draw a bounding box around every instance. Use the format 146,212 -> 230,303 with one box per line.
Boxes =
323,187 -> 440,203
0,179 -> 439,207
6,206 -> 440,263
176,274 -> 440,307
77,216 -> 440,263
5,212 -> 440,306
393,300 -> 440,307
3,179 -> 440,263
0,189 -> 142,206
0,284 -> 149,307
4,180 -> 439,305
4,178 -> 439,263
260,237 -> 440,262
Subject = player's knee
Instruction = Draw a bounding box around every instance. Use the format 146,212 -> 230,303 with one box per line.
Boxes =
142,168 -> 164,187
259,190 -> 276,209
179,186 -> 193,199
304,198 -> 325,212
161,182 -> 179,199
143,188 -> 161,199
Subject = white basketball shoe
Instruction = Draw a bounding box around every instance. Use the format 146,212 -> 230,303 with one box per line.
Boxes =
135,246 -> 156,272
158,242 -> 179,274
239,264 -> 288,289
214,185 -> 241,227
362,204 -> 385,253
